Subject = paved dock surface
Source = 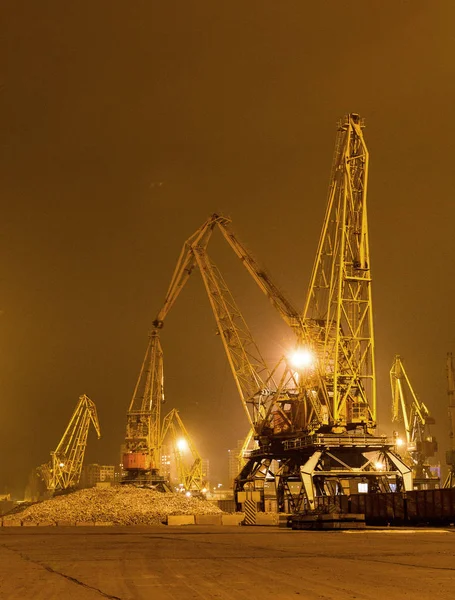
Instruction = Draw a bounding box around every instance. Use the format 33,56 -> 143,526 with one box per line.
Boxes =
1,526 -> 454,599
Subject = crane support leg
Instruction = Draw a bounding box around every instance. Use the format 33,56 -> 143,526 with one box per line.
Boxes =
385,450 -> 413,491
299,451 -> 322,509
443,470 -> 455,488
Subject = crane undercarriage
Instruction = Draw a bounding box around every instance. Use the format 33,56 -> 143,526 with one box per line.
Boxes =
235,434 -> 411,512
120,463 -> 171,491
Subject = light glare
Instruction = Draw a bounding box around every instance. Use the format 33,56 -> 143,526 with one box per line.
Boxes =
289,348 -> 314,369
176,438 -> 188,452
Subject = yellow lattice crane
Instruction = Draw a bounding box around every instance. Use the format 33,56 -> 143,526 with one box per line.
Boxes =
149,214 -> 304,497
390,355 -> 439,488
302,114 -> 375,431
161,409 -> 205,492
272,114 -> 413,509
121,330 -> 172,489
38,394 -> 101,492
153,214 -> 308,436
231,115 -> 413,507
134,116 -> 416,511
224,115 -> 411,509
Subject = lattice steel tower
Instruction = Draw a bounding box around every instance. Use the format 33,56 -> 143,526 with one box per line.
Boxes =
303,113 -> 375,433
234,114 -> 412,510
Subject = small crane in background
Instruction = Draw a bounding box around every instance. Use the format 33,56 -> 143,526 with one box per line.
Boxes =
38,394 -> 101,493
121,330 -> 170,489
161,408 -> 206,493
390,356 -> 438,489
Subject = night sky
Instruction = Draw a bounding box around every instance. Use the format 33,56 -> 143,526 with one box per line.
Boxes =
1,2 -> 454,496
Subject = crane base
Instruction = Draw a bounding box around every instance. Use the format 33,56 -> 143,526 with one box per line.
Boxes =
235,434 -> 412,513
121,470 -> 172,492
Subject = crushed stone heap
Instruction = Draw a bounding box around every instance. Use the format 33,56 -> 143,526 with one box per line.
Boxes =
3,486 -> 223,526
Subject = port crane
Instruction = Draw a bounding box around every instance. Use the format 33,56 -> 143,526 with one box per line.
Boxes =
125,115 -> 412,510
161,408 -> 206,492
236,114 -> 412,510
130,213 -> 300,500
121,329 -> 206,490
444,352 -> 455,487
152,213 -> 301,435
121,330 -> 172,489
38,394 -> 101,492
152,213 -> 315,437
390,355 -> 439,488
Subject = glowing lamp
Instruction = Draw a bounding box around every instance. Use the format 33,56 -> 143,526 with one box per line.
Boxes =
289,348 -> 314,370
176,438 -> 188,452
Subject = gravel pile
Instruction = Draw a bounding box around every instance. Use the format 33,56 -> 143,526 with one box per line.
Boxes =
3,486 -> 223,525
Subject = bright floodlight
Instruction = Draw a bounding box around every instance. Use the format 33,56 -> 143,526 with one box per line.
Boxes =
375,461 -> 384,471
289,348 -> 314,370
176,438 -> 188,452
396,438 -> 404,447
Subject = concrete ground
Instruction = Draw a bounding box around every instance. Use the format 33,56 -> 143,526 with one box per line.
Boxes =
0,526 -> 454,600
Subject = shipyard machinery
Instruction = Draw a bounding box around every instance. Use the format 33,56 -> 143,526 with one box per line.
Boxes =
161,408 -> 206,492
37,394 -> 101,492
121,327 -> 203,490
444,352 -> 455,487
234,114 -> 412,510
390,355 -> 439,488
151,211 -> 311,435
137,212 -> 302,499
126,114 -> 412,510
121,330 -> 171,489
120,212 -> 279,488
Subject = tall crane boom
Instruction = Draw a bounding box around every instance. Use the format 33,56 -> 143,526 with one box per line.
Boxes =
38,394 -> 101,492
390,355 -> 438,488
193,247 -> 276,433
215,222 -> 303,332
303,113 -> 375,432
153,216 -> 220,329
154,213 -> 302,332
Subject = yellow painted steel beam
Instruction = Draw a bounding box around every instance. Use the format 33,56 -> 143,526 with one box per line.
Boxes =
303,114 -> 375,432
40,394 -> 100,491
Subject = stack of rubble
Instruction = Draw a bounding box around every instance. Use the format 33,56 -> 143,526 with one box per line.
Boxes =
3,486 -> 223,525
